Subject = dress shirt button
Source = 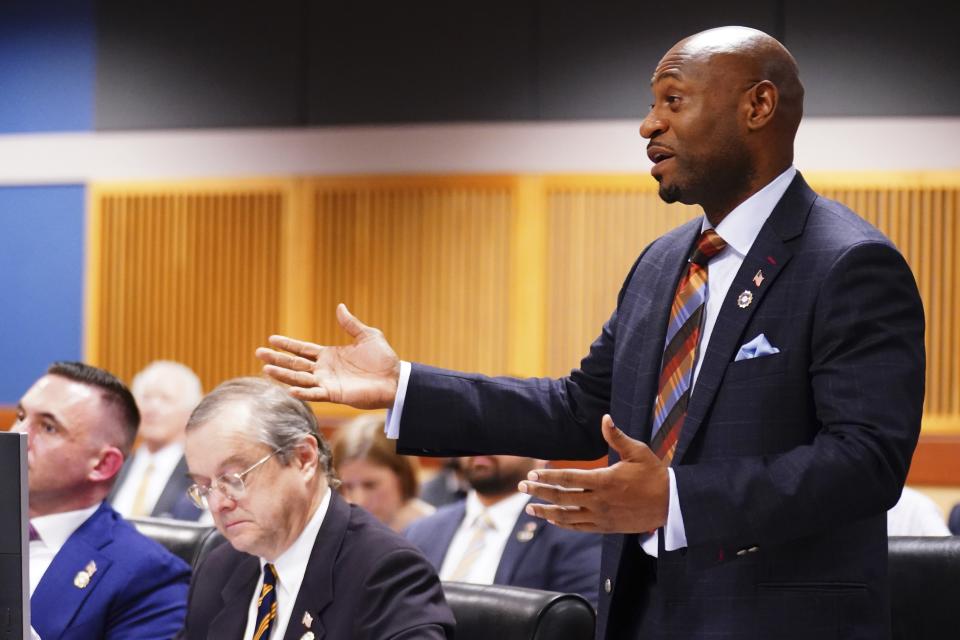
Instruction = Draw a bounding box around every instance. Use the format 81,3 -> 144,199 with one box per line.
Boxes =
604,578 -> 612,593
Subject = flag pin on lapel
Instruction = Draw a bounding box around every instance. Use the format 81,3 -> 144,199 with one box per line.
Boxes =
300,611 -> 315,640
74,560 -> 97,589
753,269 -> 764,287
737,290 -> 753,309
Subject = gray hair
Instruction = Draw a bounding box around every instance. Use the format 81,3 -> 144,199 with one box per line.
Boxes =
132,360 -> 204,409
186,377 -> 338,487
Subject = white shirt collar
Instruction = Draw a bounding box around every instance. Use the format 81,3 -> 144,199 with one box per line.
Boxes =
463,490 -> 531,533
135,441 -> 184,466
31,503 -> 101,550
703,166 -> 797,257
263,486 -> 332,603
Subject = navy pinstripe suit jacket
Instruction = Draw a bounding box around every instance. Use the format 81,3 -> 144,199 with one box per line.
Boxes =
398,173 -> 925,640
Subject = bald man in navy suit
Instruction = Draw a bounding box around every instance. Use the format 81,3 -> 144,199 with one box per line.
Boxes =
259,26 -> 925,640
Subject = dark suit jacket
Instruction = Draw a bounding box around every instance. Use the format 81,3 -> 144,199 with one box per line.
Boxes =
397,174 -> 926,640
109,454 -> 204,521
405,496 -> 602,606
179,491 -> 455,640
31,501 -> 191,640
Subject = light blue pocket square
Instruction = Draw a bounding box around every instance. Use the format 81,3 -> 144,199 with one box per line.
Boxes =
735,333 -> 780,362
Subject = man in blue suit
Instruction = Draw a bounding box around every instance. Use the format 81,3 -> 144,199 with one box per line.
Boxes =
405,455 -> 601,606
258,26 -> 925,639
14,362 -> 190,640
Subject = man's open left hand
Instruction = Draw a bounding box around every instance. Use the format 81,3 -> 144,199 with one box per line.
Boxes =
518,414 -> 670,533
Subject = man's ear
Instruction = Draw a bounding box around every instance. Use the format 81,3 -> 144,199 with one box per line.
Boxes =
294,436 -> 321,479
90,446 -> 124,483
745,80 -> 778,131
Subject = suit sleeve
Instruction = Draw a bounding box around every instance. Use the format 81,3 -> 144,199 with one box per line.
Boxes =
355,548 -> 455,640
675,241 -> 925,553
105,548 -> 191,640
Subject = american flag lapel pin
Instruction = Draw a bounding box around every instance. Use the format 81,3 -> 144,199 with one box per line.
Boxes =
753,270 -> 765,287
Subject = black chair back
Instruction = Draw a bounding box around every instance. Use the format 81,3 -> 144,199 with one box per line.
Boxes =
442,581 -> 595,640
889,536 -> 960,640
128,516 -> 220,567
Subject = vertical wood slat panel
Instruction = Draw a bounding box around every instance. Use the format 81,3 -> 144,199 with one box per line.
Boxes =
308,178 -> 515,377
87,181 -> 289,392
87,173 -> 960,433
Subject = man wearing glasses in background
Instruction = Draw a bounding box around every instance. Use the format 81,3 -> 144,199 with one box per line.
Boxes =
178,377 -> 454,640
13,361 -> 190,640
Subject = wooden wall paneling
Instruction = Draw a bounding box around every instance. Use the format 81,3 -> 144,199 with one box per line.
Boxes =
308,177 -> 516,385
86,180 -> 291,392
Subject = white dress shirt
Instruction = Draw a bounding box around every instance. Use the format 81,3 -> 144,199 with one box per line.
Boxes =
387,166 -> 798,556
242,487 -> 331,640
438,491 -> 530,584
29,504 -> 100,596
887,486 -> 951,536
111,441 -> 185,518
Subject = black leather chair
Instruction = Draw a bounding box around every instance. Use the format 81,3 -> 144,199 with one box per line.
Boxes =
889,536 -> 960,640
128,516 -> 222,567
441,581 -> 595,640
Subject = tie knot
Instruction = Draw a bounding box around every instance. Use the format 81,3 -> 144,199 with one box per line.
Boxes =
263,563 -> 278,587
690,229 -> 726,266
474,511 -> 495,531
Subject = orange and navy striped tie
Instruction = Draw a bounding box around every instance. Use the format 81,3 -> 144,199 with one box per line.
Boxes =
650,229 -> 727,463
253,563 -> 278,640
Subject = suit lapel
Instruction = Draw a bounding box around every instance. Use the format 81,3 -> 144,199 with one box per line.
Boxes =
425,503 -> 465,571
152,455 -> 190,517
673,174 -> 815,464
282,492 -> 351,640
31,503 -> 114,640
205,555 -> 260,640
493,500 -> 541,584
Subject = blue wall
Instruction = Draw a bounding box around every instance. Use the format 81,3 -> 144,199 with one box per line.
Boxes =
0,187 -> 86,402
0,1 -> 93,402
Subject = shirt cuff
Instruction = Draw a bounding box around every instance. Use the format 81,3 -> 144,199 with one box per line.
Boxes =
663,467 -> 688,551
384,361 -> 411,439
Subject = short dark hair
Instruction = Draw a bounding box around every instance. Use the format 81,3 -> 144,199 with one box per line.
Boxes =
186,377 -> 338,487
47,361 -> 140,454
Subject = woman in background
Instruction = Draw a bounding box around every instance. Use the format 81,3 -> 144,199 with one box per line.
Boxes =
333,414 -> 435,531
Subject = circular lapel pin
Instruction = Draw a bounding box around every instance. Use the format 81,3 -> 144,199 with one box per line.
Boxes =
737,290 -> 753,308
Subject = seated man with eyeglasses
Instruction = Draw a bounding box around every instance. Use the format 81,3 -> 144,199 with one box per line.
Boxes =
178,377 -> 455,640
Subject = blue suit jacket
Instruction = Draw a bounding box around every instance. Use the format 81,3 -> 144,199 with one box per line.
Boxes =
404,496 -> 602,606
31,501 -> 191,640
397,174 -> 926,640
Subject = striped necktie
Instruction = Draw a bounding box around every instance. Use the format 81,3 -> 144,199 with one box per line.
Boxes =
650,229 -> 727,463
447,511 -> 495,581
253,563 -> 278,640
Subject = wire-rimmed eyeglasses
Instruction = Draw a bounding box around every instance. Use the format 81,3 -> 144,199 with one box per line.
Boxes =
186,449 -> 282,509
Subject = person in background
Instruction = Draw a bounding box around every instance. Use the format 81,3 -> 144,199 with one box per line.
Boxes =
179,377 -> 454,639
110,360 -> 205,521
333,414 -> 435,531
419,457 -> 468,508
887,486 -> 951,536
14,361 -> 190,640
406,455 -> 602,606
